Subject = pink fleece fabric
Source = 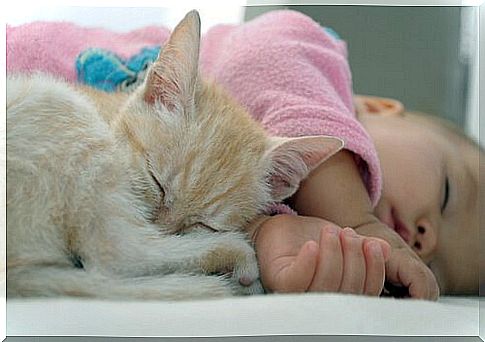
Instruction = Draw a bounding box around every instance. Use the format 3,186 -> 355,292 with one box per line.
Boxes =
6,10 -> 382,206
7,22 -> 170,82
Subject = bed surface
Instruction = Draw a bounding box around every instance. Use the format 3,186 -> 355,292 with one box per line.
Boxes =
7,294 -> 481,337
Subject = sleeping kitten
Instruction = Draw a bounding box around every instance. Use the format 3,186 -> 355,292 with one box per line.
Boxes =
6,10 -> 343,300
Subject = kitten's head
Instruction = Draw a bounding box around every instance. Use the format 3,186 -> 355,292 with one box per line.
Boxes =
117,10 -> 343,233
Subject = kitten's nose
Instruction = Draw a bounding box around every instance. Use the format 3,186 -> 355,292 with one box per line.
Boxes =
411,221 -> 437,258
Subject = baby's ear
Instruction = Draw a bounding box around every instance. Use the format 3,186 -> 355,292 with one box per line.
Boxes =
266,136 -> 344,202
143,10 -> 200,110
354,95 -> 404,117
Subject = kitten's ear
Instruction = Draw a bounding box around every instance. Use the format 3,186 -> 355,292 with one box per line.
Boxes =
143,10 -> 201,109
266,136 -> 344,202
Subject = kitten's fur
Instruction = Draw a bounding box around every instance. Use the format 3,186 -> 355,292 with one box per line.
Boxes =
6,11 -> 343,300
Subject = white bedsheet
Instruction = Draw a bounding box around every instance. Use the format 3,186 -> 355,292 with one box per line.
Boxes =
6,294 -> 481,337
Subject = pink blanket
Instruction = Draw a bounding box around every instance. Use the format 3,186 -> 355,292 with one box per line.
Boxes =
6,10 -> 382,206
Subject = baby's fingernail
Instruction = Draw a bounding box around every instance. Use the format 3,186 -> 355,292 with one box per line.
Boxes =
305,240 -> 319,255
324,226 -> 339,235
343,227 -> 357,237
368,241 -> 382,255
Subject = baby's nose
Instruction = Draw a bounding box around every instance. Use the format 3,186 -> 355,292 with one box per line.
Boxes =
412,222 -> 437,258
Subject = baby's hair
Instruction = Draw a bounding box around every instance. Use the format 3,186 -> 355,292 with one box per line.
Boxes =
407,111 -> 483,154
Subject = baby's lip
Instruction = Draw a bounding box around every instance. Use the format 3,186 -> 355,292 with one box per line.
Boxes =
382,207 -> 411,244
390,208 -> 411,243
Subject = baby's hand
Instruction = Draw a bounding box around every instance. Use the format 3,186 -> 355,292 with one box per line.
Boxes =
356,222 -> 440,300
251,215 -> 391,295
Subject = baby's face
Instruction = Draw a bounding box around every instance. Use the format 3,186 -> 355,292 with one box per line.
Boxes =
360,112 -> 480,294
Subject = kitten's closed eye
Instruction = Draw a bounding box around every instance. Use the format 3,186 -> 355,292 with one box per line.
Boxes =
146,159 -> 166,221
193,222 -> 218,232
179,222 -> 219,235
148,167 -> 165,198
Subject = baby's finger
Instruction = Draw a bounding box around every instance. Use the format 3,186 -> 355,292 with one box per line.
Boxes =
406,260 -> 440,300
339,228 -> 366,294
363,237 -> 391,261
308,225 -> 343,292
385,251 -> 439,300
362,240 -> 386,296
272,240 -> 319,292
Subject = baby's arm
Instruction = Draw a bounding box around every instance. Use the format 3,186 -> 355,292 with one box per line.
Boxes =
289,150 -> 439,299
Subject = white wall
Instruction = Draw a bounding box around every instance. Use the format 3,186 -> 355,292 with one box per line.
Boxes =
5,6 -> 245,33
463,6 -> 480,144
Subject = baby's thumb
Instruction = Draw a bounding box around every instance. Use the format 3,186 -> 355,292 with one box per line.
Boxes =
271,241 -> 319,293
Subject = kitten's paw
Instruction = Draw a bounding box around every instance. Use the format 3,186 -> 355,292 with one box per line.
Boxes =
230,246 -> 264,295
232,277 -> 264,296
201,235 -> 263,295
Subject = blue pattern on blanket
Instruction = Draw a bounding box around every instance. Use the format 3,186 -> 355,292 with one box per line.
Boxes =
323,27 -> 341,40
76,46 -> 161,92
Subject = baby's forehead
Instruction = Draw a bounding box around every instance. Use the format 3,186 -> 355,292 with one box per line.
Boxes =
412,112 -> 476,146
410,113 -> 480,166
419,111 -> 481,214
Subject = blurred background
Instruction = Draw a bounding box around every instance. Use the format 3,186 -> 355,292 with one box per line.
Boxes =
5,5 -> 480,142
245,6 -> 479,143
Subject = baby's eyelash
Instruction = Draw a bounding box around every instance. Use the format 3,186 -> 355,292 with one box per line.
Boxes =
441,177 -> 450,213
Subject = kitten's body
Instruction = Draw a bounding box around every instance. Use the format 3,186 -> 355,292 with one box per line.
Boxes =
7,11 -> 342,299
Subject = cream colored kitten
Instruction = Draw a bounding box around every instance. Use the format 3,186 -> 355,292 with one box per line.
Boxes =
6,11 -> 343,300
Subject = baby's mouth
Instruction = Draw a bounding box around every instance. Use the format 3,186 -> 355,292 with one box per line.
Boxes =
384,208 -> 411,244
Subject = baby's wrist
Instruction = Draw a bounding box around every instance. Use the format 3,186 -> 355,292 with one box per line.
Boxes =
246,215 -> 272,244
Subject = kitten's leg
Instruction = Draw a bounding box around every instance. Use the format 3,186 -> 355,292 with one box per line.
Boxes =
7,265 -> 237,299
163,231 -> 263,295
83,221 -> 263,295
